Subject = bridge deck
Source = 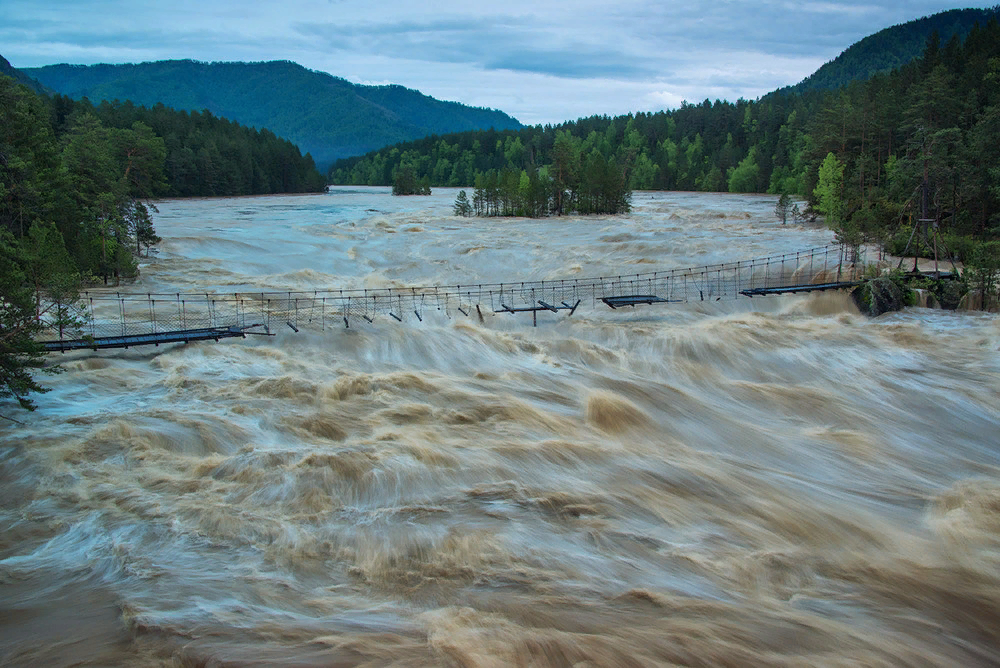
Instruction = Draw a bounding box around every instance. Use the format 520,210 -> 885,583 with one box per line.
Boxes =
602,294 -> 678,308
42,325 -> 260,352
740,281 -> 862,297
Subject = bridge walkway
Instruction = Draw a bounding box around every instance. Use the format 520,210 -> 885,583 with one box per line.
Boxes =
38,243 -> 870,352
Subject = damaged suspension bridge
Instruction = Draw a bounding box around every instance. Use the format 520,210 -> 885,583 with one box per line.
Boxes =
40,243 -> 867,353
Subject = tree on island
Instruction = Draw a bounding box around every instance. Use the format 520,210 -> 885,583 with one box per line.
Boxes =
775,193 -> 792,224
453,190 -> 472,216
392,165 -> 431,195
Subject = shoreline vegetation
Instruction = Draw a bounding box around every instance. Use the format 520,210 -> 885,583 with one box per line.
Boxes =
0,72 -> 326,412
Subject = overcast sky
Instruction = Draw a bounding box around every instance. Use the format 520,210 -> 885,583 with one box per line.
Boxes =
1,1 -> 993,125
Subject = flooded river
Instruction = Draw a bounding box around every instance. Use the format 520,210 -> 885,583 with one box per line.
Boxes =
2,188 -> 999,666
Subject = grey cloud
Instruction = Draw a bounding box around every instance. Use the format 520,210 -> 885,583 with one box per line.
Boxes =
295,18 -> 652,80
484,47 -> 657,79
624,1 -> 891,59
4,0 -> 994,125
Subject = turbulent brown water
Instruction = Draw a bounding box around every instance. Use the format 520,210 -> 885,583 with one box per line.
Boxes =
3,188 -> 1000,667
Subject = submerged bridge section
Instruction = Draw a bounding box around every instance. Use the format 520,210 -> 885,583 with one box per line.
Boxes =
39,243 -> 868,352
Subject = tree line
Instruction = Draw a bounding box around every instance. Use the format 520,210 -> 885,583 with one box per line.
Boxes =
24,59 -> 524,170
64,97 -> 328,197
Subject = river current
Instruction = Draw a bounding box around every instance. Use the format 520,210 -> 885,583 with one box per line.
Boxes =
2,188 -> 999,666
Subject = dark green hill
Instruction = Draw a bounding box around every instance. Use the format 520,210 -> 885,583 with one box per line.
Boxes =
1,54 -> 49,95
21,59 -> 522,169
784,6 -> 1000,94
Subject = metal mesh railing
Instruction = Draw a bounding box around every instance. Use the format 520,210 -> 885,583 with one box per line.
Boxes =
38,243 -> 871,343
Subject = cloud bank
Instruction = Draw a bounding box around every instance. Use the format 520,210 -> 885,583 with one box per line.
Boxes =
1,0 -> 990,124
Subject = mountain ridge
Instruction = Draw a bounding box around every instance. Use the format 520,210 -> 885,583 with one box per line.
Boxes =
21,59 -> 522,169
1,54 -> 49,95
782,6 -> 1000,94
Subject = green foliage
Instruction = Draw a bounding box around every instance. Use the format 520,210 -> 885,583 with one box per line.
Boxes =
727,146 -> 762,193
0,75 -> 62,238
813,153 -> 845,225
966,240 -> 1000,308
0,230 -> 48,412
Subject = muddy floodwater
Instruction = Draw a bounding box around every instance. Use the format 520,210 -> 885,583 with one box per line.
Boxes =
2,188 -> 999,667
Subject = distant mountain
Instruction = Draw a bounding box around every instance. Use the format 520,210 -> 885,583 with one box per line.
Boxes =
1,54 -> 49,95
21,59 -> 522,169
784,7 -> 1000,94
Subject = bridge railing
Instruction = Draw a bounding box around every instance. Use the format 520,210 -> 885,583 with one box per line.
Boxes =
37,243 -> 873,345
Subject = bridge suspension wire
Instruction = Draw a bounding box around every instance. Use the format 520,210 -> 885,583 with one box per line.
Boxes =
38,243 -> 869,349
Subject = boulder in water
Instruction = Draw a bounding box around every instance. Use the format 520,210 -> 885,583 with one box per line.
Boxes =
852,276 -> 906,317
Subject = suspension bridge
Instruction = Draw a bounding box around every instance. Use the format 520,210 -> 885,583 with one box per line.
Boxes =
39,243 -> 869,353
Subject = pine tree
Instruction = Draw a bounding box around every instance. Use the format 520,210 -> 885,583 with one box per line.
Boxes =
775,193 -> 792,224
453,190 -> 472,217
0,230 -> 48,413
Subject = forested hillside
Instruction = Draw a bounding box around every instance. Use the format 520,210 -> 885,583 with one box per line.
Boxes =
1,73 -> 326,287
1,69 -> 328,410
786,6 -> 999,93
332,17 -> 1000,258
0,54 -> 48,95
66,97 -> 328,197
22,59 -> 523,168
